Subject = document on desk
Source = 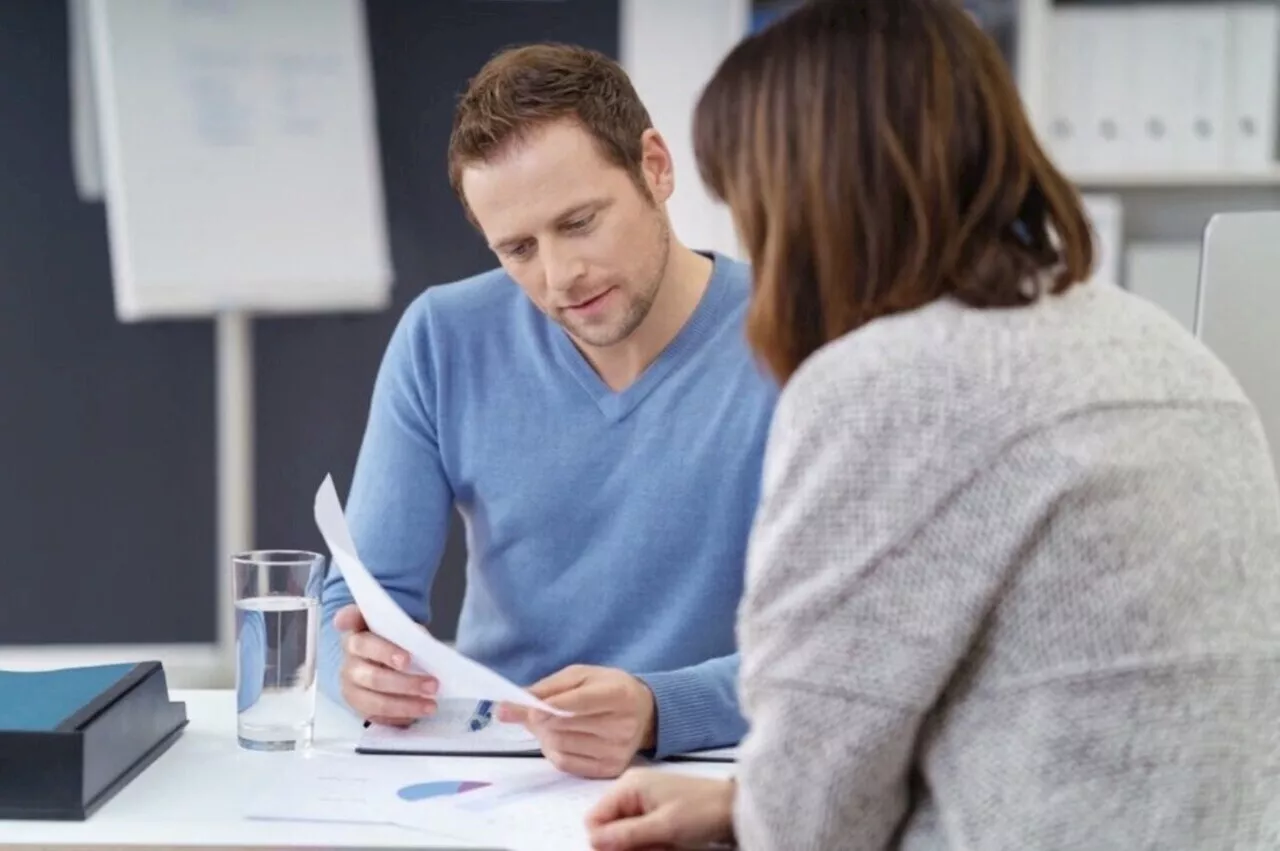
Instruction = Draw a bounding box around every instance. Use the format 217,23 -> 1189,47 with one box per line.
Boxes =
408,769 -> 614,851
314,474 -> 569,716
357,699 -> 542,756
409,763 -> 738,849
242,753 -> 605,850
241,754 -> 511,841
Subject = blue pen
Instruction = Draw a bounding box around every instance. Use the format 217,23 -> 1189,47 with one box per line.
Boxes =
468,700 -> 493,732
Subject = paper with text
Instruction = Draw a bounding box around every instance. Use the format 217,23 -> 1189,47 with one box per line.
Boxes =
241,749 -> 735,851
314,474 -> 568,716
240,753 -> 544,843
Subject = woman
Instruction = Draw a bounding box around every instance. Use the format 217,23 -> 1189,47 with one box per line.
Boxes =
586,0 -> 1280,849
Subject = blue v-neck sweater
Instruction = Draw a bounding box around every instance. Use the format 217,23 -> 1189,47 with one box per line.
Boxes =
318,253 -> 777,757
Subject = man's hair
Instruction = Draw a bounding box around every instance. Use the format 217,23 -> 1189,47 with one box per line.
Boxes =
447,43 -> 655,214
693,0 -> 1095,384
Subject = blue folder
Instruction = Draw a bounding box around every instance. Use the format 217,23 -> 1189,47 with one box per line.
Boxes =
0,660 -> 188,820
0,662 -> 142,732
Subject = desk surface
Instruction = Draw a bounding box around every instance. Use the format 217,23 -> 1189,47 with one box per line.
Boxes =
0,690 -> 731,850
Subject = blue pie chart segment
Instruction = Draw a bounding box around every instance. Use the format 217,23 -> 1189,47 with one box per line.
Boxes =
397,780 -> 492,802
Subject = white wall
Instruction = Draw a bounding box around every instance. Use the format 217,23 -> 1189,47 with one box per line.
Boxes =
620,0 -> 749,261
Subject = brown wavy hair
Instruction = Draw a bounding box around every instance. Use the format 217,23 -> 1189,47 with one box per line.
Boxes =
693,0 -> 1095,383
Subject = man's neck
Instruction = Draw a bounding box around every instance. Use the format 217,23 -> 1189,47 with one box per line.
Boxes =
589,243 -> 714,392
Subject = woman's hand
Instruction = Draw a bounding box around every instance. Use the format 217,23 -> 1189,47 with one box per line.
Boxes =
585,769 -> 736,850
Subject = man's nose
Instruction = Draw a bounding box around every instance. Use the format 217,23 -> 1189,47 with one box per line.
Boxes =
542,244 -> 587,296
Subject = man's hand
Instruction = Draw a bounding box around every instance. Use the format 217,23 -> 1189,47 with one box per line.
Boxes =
496,665 -> 657,779
334,604 -> 438,727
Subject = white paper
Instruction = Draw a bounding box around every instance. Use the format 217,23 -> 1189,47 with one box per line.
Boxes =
417,770 -> 612,851
313,474 -> 569,716
359,698 -> 541,755
414,763 -> 738,850
240,752 -> 554,843
85,0 -> 393,321
242,750 -> 735,851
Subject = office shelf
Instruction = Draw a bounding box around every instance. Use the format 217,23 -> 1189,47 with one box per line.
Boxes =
1070,169 -> 1280,188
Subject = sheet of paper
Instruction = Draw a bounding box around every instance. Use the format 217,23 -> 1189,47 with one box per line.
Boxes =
359,698 -> 541,755
405,769 -> 613,851
242,751 -> 734,851
314,474 -> 568,716
241,752 -> 594,849
407,763 -> 736,850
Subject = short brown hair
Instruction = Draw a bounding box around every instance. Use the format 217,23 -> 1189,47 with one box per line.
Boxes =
448,43 -> 654,214
692,0 -> 1095,384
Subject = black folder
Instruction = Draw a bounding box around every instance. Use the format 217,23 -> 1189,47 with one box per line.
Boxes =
0,660 -> 188,820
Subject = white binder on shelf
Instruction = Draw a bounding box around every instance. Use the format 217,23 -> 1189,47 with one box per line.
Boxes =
1225,2 -> 1280,171
83,0 -> 393,322
1043,7 -> 1093,175
1131,5 -> 1183,173
1083,8 -> 1138,173
1174,5 -> 1230,171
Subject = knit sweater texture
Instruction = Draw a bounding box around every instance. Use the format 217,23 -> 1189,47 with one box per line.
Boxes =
733,281 -> 1280,850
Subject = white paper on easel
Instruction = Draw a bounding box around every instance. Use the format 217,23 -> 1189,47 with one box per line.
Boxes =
313,474 -> 569,716
84,0 -> 392,321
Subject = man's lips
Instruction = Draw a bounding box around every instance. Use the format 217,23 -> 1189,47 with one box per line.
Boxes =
564,288 -> 615,311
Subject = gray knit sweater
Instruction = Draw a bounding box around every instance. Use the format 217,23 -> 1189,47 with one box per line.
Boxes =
732,281 -> 1280,850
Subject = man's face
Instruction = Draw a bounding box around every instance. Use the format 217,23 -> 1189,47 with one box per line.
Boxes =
461,119 -> 673,349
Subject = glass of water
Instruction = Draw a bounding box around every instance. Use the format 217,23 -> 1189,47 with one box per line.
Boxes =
232,550 -> 325,751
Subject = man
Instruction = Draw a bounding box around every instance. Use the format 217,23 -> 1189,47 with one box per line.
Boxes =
319,43 -> 776,780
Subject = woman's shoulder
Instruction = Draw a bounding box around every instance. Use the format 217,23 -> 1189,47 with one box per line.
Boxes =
777,296 -> 1001,429
782,282 -> 1250,430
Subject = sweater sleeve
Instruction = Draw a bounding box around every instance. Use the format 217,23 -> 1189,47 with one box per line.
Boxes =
730,348 -> 1029,851
636,652 -> 745,759
318,296 -> 455,709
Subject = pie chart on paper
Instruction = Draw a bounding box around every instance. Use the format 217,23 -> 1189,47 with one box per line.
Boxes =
396,780 -> 492,802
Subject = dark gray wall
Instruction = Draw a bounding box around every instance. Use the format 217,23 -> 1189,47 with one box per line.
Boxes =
0,0 -> 619,646
0,0 -> 217,645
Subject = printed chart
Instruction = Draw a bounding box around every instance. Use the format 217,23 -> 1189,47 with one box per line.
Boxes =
396,780 -> 492,802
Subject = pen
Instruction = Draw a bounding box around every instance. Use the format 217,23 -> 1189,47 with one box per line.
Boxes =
468,699 -> 493,732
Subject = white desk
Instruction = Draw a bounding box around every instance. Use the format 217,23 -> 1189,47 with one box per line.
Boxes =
0,690 -> 732,850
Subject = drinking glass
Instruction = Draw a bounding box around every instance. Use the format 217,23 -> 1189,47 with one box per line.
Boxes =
232,550 -> 326,751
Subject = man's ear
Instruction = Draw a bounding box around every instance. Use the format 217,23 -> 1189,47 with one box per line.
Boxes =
638,128 -> 675,204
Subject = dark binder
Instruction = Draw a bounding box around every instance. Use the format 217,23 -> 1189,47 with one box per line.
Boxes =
0,660 -> 188,820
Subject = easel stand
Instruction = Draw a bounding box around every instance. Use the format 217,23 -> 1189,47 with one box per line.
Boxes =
215,312 -> 254,683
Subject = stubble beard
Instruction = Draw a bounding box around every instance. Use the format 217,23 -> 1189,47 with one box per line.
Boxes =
563,213 -> 670,349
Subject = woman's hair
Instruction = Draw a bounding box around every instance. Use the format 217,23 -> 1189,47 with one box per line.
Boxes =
693,0 -> 1095,383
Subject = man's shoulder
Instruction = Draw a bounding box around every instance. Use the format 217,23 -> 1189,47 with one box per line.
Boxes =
382,267 -> 536,384
401,266 -> 526,329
